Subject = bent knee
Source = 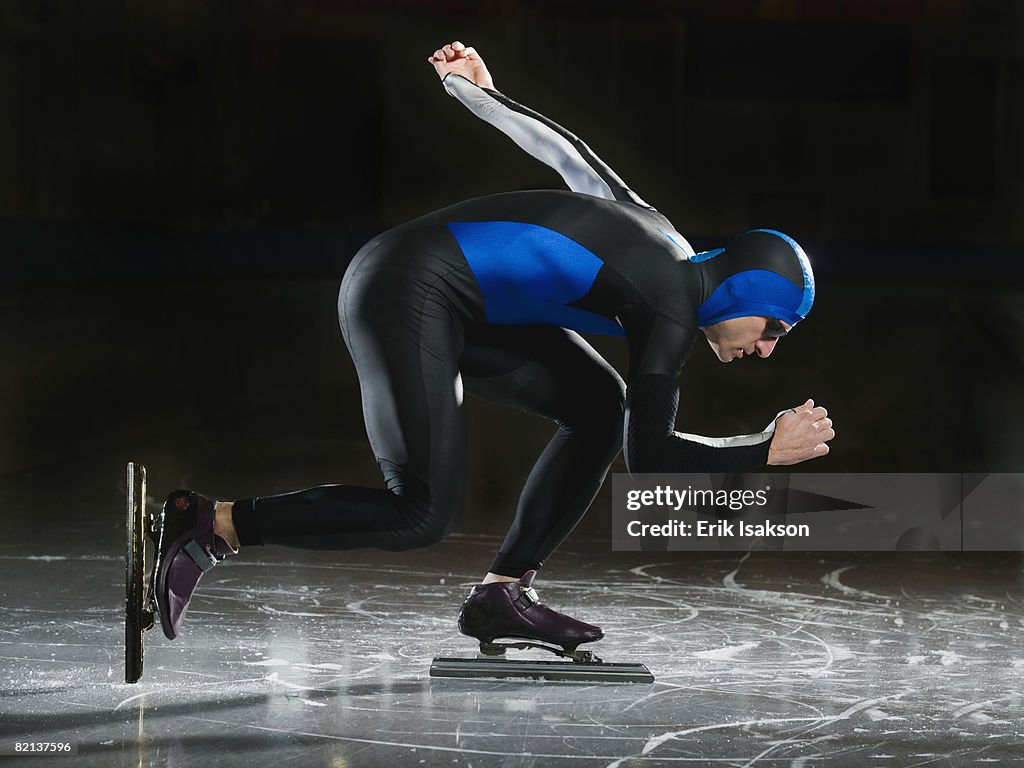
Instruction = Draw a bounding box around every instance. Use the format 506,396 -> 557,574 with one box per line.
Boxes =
386,500 -> 457,550
403,515 -> 454,549
378,461 -> 461,550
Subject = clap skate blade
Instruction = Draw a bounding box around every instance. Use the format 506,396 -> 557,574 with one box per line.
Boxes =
430,641 -> 654,683
125,462 -> 155,684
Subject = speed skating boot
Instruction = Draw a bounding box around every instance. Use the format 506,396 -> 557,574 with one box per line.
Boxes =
151,490 -> 237,640
457,569 -> 603,653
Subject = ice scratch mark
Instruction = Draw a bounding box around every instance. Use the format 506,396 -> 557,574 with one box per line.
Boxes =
294,662 -> 351,671
266,672 -> 318,692
601,588 -> 700,616
188,715 -> 705,762
257,606 -> 327,618
610,696 -> 904,768
722,556 -> 832,608
777,617 -> 892,635
787,629 -> 839,677
737,697 -> 902,768
112,676 -> 274,710
628,563 -> 689,586
744,734 -> 841,768
693,642 -> 759,661
604,716 -> 838,768
950,699 -> 1017,720
863,708 -> 896,721
619,680 -> 692,713
821,566 -> 891,601
112,691 -> 150,711
345,598 -> 390,620
363,653 -> 397,662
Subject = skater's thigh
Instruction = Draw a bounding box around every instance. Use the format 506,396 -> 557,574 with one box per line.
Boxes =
339,261 -> 467,487
460,325 -> 625,423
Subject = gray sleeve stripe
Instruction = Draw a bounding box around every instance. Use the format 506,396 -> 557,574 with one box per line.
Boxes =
673,430 -> 773,449
674,410 -> 790,448
443,75 -> 651,208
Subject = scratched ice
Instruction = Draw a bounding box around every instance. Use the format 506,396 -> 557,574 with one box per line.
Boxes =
2,495 -> 1022,768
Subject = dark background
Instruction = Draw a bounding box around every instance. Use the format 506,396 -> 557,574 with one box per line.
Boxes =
2,0 -> 1023,518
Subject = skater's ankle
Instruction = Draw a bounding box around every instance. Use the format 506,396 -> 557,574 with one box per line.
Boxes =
481,572 -> 519,585
214,501 -> 241,552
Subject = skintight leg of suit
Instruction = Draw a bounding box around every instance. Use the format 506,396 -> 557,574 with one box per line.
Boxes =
460,324 -> 625,576
230,284 -> 625,577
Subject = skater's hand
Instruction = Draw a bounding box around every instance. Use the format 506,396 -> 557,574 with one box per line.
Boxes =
767,399 -> 834,465
428,41 -> 495,89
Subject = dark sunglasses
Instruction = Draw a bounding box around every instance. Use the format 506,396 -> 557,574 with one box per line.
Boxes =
764,318 -> 789,339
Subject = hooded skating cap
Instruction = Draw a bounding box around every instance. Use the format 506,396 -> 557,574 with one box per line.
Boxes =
692,229 -> 815,327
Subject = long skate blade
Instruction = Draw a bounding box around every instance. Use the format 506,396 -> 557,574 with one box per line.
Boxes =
125,462 -> 148,684
429,657 -> 654,684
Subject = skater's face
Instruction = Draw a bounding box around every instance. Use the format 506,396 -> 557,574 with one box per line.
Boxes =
701,316 -> 790,363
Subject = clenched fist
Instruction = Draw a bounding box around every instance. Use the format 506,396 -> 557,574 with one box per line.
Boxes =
767,399 -> 835,465
427,40 -> 495,90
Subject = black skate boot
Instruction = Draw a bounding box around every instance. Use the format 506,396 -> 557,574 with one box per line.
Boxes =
457,570 -> 603,662
150,490 -> 237,640
429,570 -> 654,682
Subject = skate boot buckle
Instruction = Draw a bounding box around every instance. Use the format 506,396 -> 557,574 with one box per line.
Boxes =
518,586 -> 539,607
183,539 -> 219,573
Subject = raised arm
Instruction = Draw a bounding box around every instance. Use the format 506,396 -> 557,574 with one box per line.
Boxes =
428,41 -> 650,208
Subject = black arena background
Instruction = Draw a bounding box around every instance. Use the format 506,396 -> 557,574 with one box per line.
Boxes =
1,2 -> 1022,766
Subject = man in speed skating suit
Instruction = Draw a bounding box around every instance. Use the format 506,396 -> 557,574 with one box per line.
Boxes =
150,42 -> 834,658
